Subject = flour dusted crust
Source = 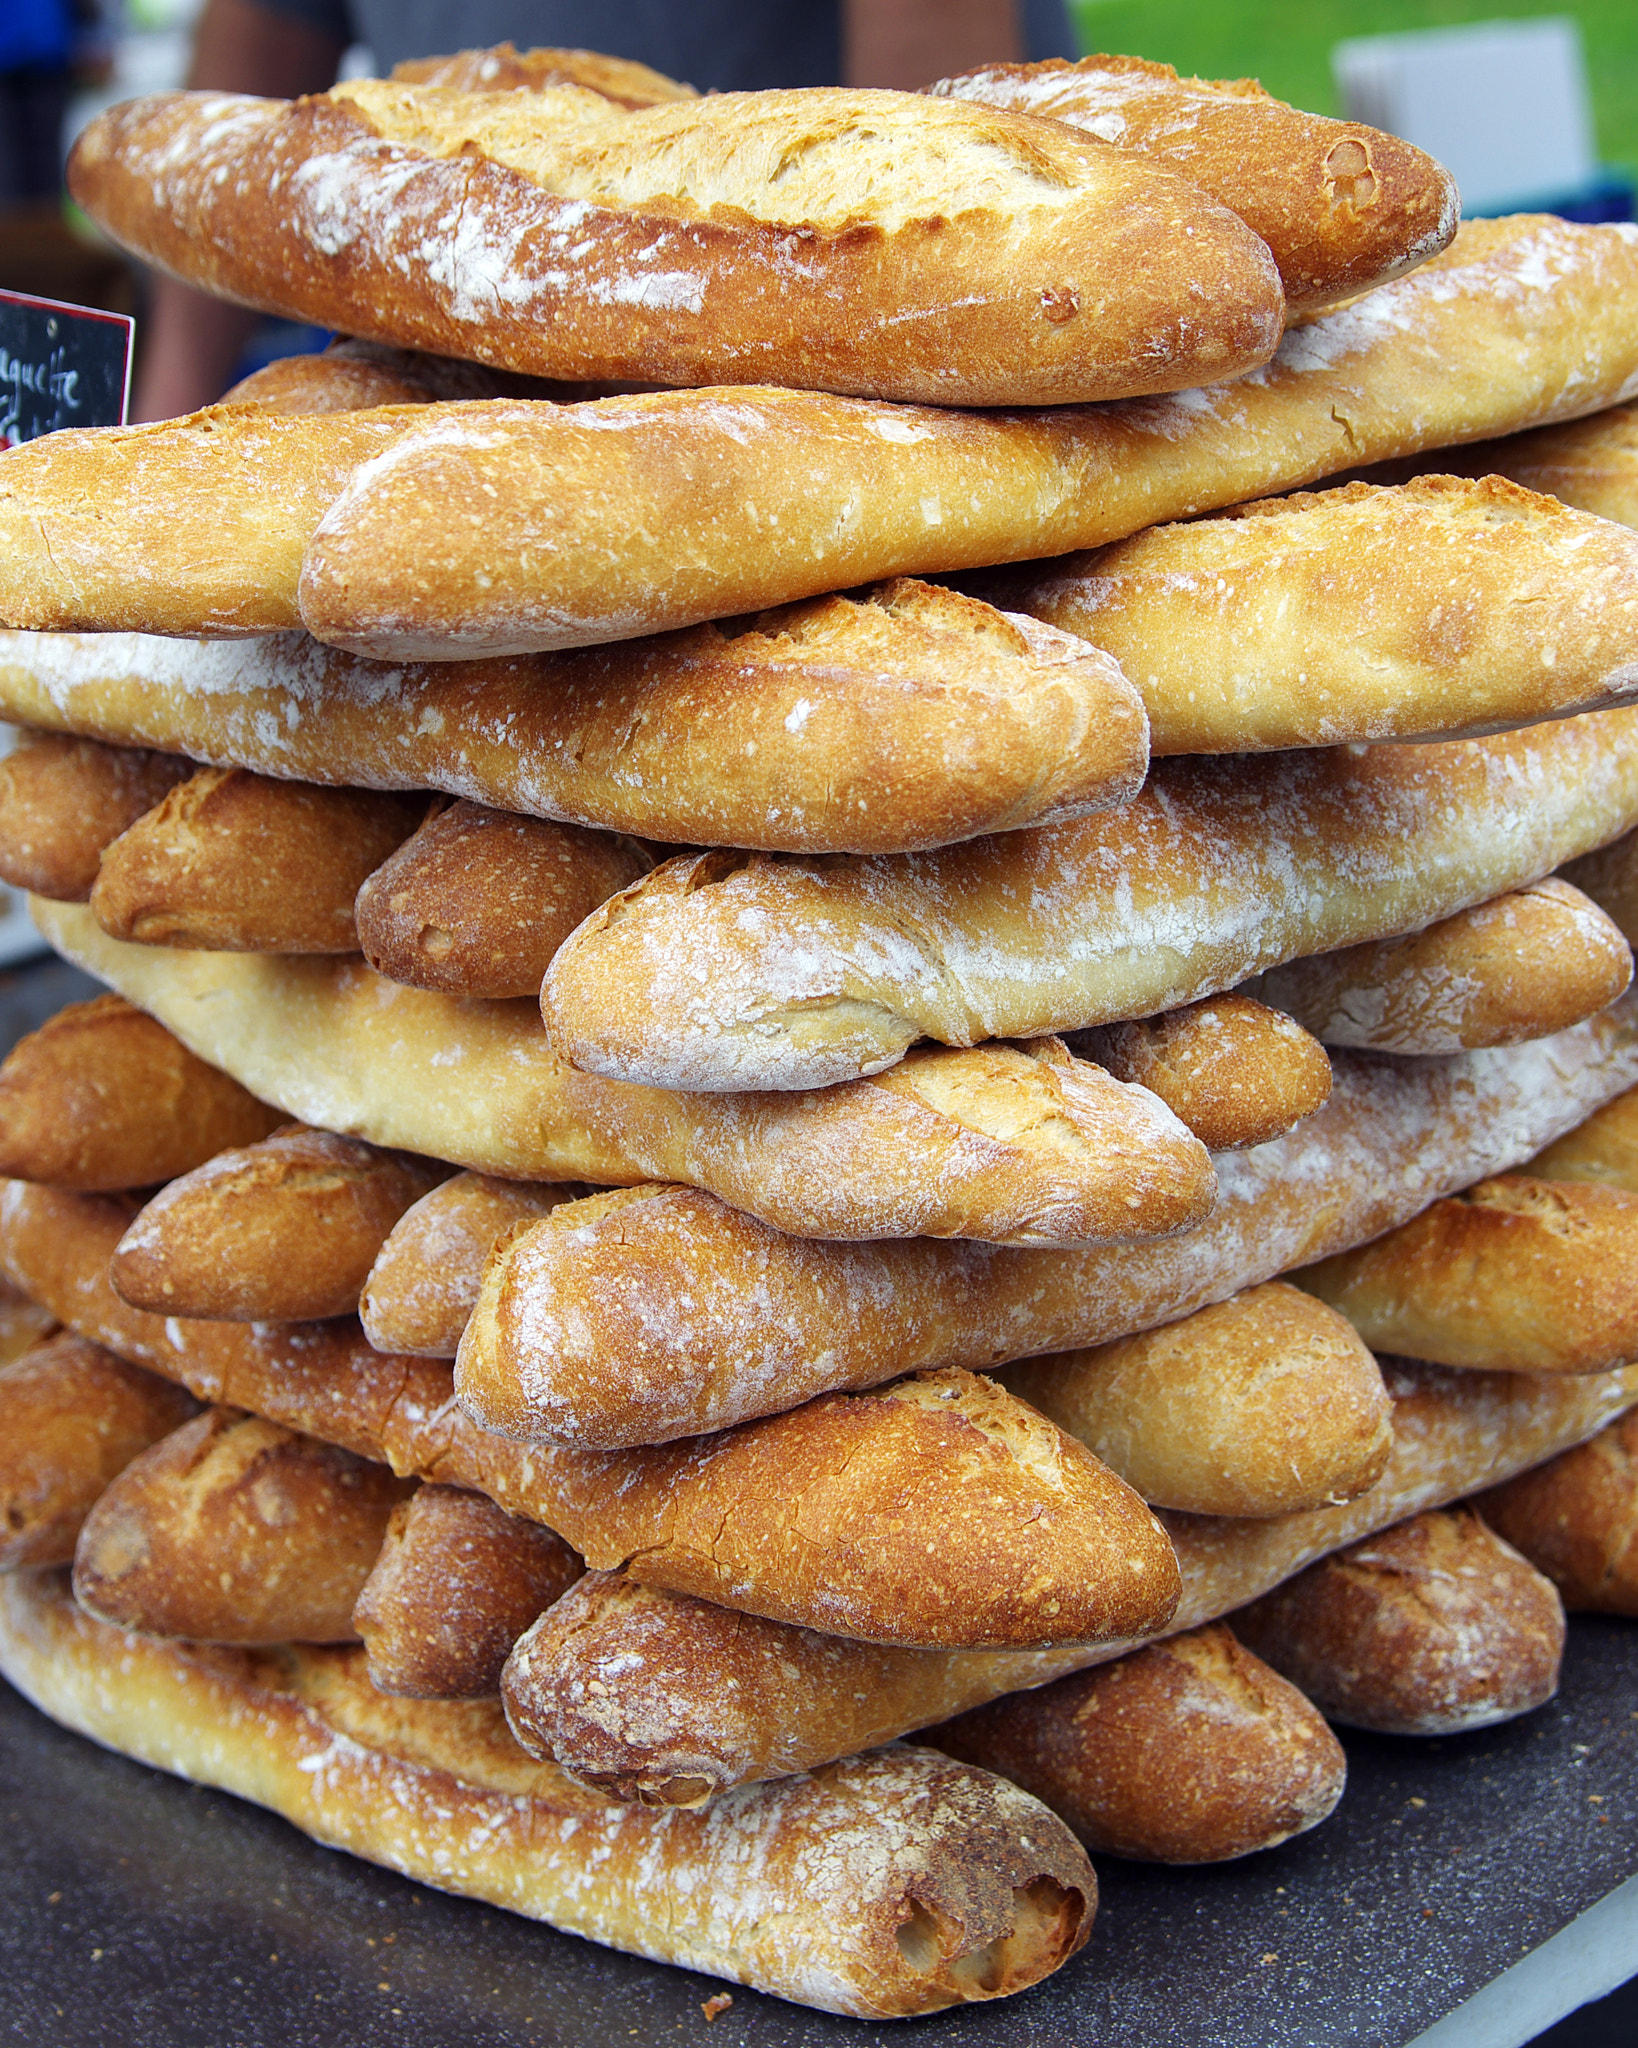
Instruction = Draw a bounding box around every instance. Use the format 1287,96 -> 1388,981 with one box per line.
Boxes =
68,83 -> 1284,407
0,1572 -> 1095,2018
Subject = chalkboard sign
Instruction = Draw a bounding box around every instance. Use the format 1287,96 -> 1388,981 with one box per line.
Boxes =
0,287 -> 133,448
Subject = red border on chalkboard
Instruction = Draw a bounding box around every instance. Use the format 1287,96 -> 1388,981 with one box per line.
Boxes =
0,286 -> 135,426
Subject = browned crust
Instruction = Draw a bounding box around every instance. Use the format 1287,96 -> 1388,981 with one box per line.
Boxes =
1381,400 -> 1638,533
0,731 -> 189,901
1473,1408 -> 1638,1614
390,44 -> 697,105
1526,1076 -> 1638,1188
220,336 -> 568,412
1562,819 -> 1638,950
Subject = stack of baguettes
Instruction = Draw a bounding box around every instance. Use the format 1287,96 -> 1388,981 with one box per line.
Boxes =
1,38 -> 1638,2023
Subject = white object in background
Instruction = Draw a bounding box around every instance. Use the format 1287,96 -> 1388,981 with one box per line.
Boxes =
1333,17 -> 1596,215
0,728 -> 47,969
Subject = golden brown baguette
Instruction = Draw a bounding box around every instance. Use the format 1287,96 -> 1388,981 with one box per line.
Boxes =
983,477 -> 1638,753
90,766 -> 425,952
353,1484 -> 584,1697
0,1183 -> 1181,1652
1232,1508 -> 1566,1735
0,583 -> 1151,858
1244,879 -> 1633,1054
500,1361 -> 1638,1800
1293,1175 -> 1638,1374
110,1124 -> 450,1322
0,730 -> 189,900
1396,400 -> 1638,531
541,713 -> 1638,1092
361,1172 -> 583,1356
0,1276 -> 55,1363
355,801 -> 654,997
0,993 -> 283,1189
925,1623 -> 1346,1862
1471,1409 -> 1638,1614
449,1007 -> 1638,1445
70,83 -> 1283,408
1525,1076 -> 1638,1188
933,54 -> 1456,314
1069,993 -> 1331,1151
220,335 -> 567,413
73,1407 -> 414,1643
999,1283 -> 1390,1518
0,1332 -> 197,1570
0,1572 -> 1094,2019
391,43 -> 696,104
31,906 -> 1217,1248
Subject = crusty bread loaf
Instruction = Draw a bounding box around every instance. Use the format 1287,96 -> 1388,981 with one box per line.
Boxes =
1526,1077 -> 1638,1188
0,1332 -> 197,1570
73,1407 -> 413,1643
444,1008 -> 1638,1444
1396,400 -> 1638,531
933,54 -> 1456,313
221,335 -> 568,413
500,1362 -> 1638,1800
110,1124 -> 450,1322
0,731 -> 188,900
0,584 -> 1152,858
391,42 -> 696,104
361,1173 -> 584,1356
1244,879 -> 1633,1054
0,1572 -> 1095,2019
1561,819 -> 1638,949
354,1484 -> 584,1697
541,712 -> 1638,1092
70,82 -> 1283,408
0,993 -> 283,1189
925,1622 -> 1346,1862
1233,1507 -> 1565,1735
90,766 -> 425,953
32,906 -> 1217,1248
1000,1283 -> 1391,1518
0,1278 -> 55,1364
1294,1175 -> 1638,1374
983,477 -> 1638,754
1069,993 -> 1332,1151
1471,1409 -> 1638,1615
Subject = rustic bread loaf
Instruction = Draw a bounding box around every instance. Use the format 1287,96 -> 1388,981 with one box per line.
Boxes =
0,1331 -> 197,1570
0,1277 -> 55,1363
1232,1507 -> 1566,1735
391,42 -> 696,104
354,1484 -> 584,1697
221,335 -> 568,413
1393,400 -> 1638,531
69,82 -> 1284,407
1525,1077 -> 1638,1187
1561,819 -> 1638,947
0,993 -> 283,1189
932,53 -> 1456,313
0,731 -> 188,900
110,1124 -> 450,1322
925,1622 -> 1346,1862
1000,1283 -> 1391,1518
72,1406 -> 413,1643
1471,1409 -> 1638,1614
0,1572 -> 1094,2019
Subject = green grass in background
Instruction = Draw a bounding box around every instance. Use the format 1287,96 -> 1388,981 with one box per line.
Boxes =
1067,2 -> 1638,169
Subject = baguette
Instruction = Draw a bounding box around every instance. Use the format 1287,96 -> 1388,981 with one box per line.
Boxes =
0,731 -> 188,900
0,1277 -> 55,1364
0,1571 -> 1095,2018
500,1361 -> 1638,1800
390,43 -> 696,104
1525,1079 -> 1638,1188
933,54 -> 1456,314
73,1407 -> 413,1643
0,1183 -> 1181,1651
90,766 -> 426,953
0,993 -> 283,1190
69,83 -> 1284,408
353,1484 -> 584,1697
0,1333 -> 197,1570
925,1623 -> 1346,1862
1232,1508 -> 1565,1735
110,1124 -> 450,1322
1069,993 -> 1331,1152
221,335 -> 568,413
541,712 -> 1638,1093
448,1009 -> 1638,1445
32,905 -> 1217,1248
1243,879 -> 1633,1054
999,1283 -> 1391,1518
1471,1409 -> 1638,1614
0,585 -> 1152,858
1397,400 -> 1638,531
1294,1175 -> 1638,1374
1561,821 -> 1638,948
981,477 -> 1638,754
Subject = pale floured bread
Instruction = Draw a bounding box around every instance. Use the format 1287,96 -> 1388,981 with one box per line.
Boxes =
0,731 -> 189,901
31,906 -> 1216,1248
391,43 -> 697,104
0,1572 -> 1095,2019
984,477 -> 1638,753
933,54 -> 1456,313
541,713 -> 1638,1093
1243,879 -> 1633,1054
1473,1409 -> 1638,1615
70,83 -> 1283,407
499,1362 -> 1638,1801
